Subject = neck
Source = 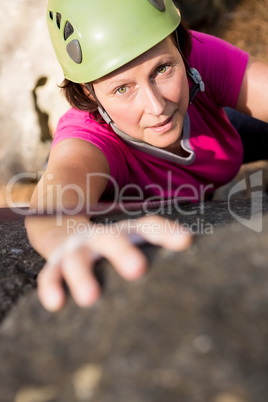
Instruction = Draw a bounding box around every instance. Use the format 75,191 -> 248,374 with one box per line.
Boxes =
163,137 -> 189,157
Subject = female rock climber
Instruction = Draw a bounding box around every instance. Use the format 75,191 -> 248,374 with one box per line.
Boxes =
26,0 -> 268,311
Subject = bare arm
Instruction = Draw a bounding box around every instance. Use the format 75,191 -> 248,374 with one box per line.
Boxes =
25,138 -> 113,309
236,56 -> 268,122
26,138 -> 110,258
26,138 -> 191,311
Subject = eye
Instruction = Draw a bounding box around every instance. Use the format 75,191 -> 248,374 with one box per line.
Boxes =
115,86 -> 128,95
157,65 -> 168,74
152,64 -> 171,80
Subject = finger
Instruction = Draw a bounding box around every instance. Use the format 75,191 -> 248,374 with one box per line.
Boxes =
37,260 -> 66,312
128,215 -> 192,251
61,246 -> 101,307
88,230 -> 147,281
108,239 -> 147,280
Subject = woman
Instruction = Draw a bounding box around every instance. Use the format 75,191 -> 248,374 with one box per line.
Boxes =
26,0 -> 268,311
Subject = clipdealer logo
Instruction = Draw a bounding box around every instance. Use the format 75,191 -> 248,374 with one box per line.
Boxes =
228,170 -> 263,233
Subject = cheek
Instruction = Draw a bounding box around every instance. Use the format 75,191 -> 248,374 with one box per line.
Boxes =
169,71 -> 189,106
105,99 -> 142,133
108,105 -> 141,136
107,105 -> 139,129
115,112 -> 137,128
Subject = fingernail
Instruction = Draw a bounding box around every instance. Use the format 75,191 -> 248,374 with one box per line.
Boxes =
44,289 -> 63,311
76,284 -> 100,306
124,255 -> 146,279
165,231 -> 192,251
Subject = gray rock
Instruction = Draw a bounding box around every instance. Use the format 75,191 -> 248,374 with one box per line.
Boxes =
0,198 -> 268,401
0,221 -> 43,321
174,0 -> 240,28
0,0 -> 69,183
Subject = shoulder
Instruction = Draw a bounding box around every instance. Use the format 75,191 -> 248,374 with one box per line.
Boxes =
188,31 -> 249,107
51,136 -> 110,176
52,108 -> 124,152
52,108 -> 133,186
54,108 -> 112,140
189,30 -> 249,71
190,30 -> 248,63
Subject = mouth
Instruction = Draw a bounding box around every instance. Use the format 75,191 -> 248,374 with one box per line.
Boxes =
148,111 -> 176,133
151,116 -> 172,128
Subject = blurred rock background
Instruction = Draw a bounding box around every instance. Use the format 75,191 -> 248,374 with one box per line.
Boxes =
0,0 -> 268,205
0,0 -> 69,186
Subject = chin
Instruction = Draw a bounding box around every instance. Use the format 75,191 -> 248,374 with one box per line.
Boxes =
155,134 -> 181,150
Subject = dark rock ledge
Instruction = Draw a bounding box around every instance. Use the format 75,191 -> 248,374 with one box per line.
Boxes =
0,198 -> 268,401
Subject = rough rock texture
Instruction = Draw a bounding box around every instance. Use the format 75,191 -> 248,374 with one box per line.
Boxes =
0,220 -> 42,322
174,0 -> 240,28
0,0 -> 69,183
204,0 -> 268,61
1,199 -> 268,401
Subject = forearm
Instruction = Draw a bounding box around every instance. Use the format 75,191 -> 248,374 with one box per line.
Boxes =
25,214 -> 91,260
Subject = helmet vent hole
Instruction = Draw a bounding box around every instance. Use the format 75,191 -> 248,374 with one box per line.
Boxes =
148,0 -> 166,11
56,12 -> 61,29
66,40 -> 82,64
64,21 -> 74,41
48,11 -> 53,21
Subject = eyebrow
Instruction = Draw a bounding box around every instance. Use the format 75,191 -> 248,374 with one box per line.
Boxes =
103,54 -> 177,92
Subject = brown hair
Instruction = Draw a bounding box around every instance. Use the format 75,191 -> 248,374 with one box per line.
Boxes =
60,20 -> 192,117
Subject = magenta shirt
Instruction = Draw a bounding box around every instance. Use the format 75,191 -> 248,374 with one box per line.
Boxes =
52,31 -> 249,202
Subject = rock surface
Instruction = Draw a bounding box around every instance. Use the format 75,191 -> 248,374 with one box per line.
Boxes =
0,0 -> 69,183
0,199 -> 268,401
174,0 -> 240,28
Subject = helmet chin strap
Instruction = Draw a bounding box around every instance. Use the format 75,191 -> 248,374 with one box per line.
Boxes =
98,106 -> 141,142
173,28 -> 205,104
187,67 -> 205,103
85,83 -> 144,143
85,38 -> 205,144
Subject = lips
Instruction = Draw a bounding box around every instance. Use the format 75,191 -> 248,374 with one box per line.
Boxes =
150,115 -> 173,128
147,111 -> 176,133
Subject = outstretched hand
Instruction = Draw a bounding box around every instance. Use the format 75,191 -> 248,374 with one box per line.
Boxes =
37,215 -> 191,311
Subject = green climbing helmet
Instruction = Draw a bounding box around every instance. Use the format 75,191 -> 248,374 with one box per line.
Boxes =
46,0 -> 181,83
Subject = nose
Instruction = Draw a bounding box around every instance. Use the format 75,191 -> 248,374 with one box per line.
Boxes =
141,83 -> 165,116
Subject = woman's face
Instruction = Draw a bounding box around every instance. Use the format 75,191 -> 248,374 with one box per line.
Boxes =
92,36 -> 189,152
